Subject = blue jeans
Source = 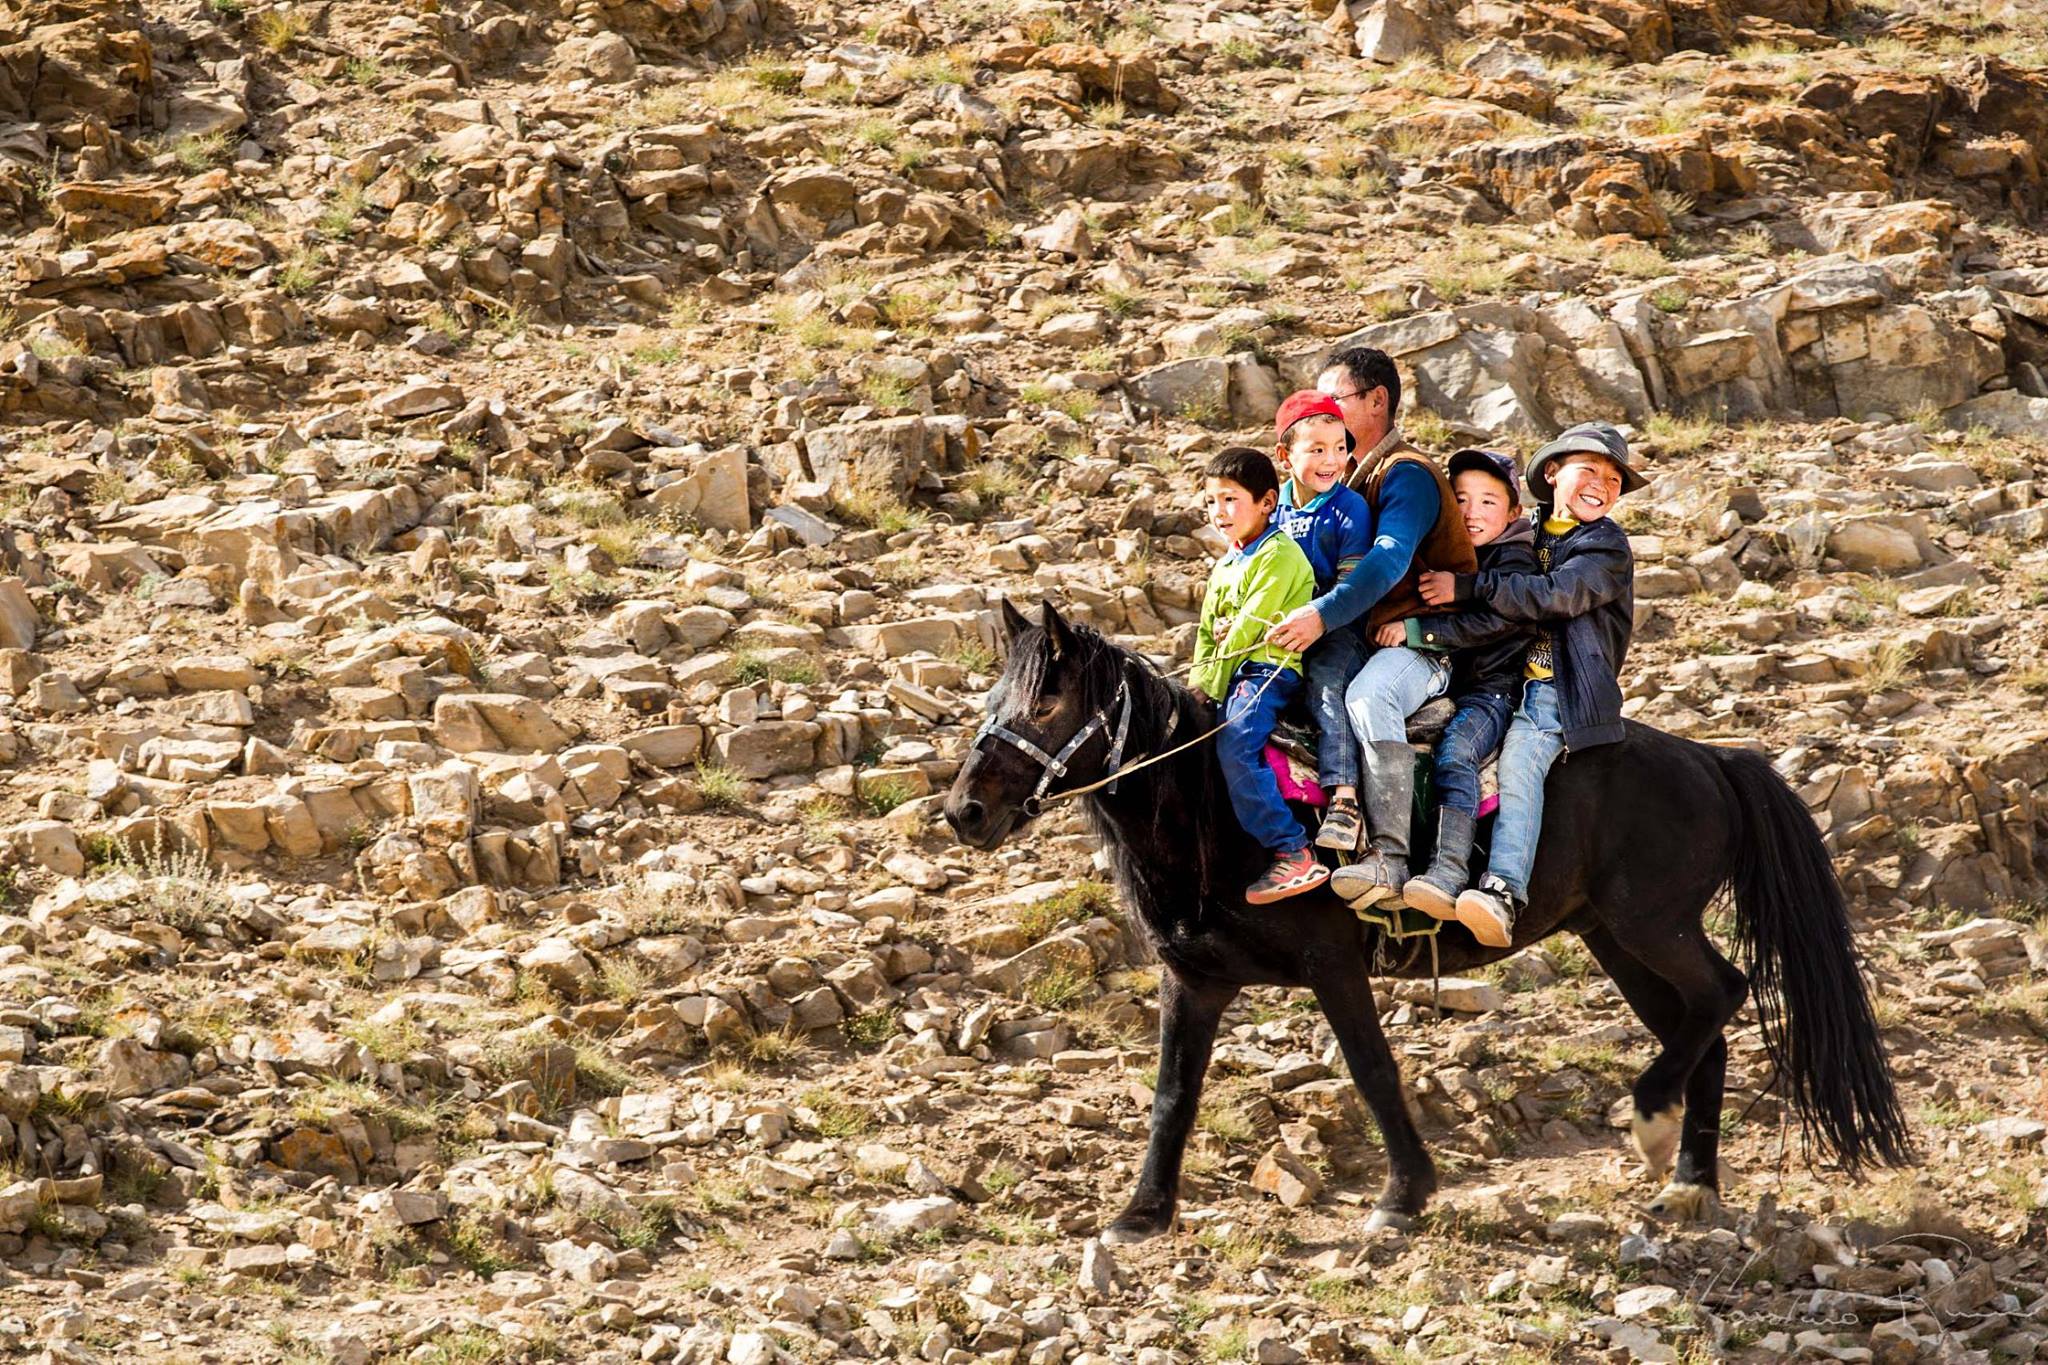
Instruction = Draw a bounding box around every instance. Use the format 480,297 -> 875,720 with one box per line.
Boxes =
1434,691 -> 1515,818
1487,678 -> 1564,901
1217,663 -> 1307,854
1303,626 -> 1369,790
1343,645 -> 1453,749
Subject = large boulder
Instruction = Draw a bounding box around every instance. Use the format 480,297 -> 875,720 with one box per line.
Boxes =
1784,302 -> 2000,420
1828,516 -> 1926,573
0,4 -> 154,125
1797,71 -> 1944,172
432,695 -> 574,754
99,1037 -> 191,1101
1351,0 -> 1450,63
1125,356 -> 1230,421
1003,129 -> 1186,197
799,417 -> 931,502
647,446 -> 750,532
1010,43 -> 1181,112
765,168 -> 858,239
586,0 -> 764,54
0,578 -> 36,650
714,720 -> 823,779
1943,390 -> 2048,436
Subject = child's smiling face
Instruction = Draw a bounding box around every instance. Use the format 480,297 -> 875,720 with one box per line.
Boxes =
1552,452 -> 1624,523
1206,475 -> 1275,547
1452,470 -> 1515,546
1278,415 -> 1349,496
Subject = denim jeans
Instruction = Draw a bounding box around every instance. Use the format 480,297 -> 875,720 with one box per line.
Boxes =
1433,691 -> 1515,818
1302,626 -> 1369,790
1487,677 -> 1564,901
1217,663 -> 1307,854
1343,645 -> 1453,749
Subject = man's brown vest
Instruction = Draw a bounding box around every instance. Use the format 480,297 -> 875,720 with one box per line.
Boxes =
1347,437 -> 1477,632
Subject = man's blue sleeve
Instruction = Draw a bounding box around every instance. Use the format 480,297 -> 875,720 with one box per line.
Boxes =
1310,464 -> 1435,632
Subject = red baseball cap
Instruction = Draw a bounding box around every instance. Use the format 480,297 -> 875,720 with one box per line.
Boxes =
1274,390 -> 1355,451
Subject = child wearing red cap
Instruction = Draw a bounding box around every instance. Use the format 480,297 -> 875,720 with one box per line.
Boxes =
1268,391 -> 1376,853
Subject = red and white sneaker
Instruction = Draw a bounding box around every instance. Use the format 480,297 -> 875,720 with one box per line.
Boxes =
1246,847 -> 1329,905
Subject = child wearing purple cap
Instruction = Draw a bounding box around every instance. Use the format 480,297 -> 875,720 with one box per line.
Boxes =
1394,449 -> 1540,918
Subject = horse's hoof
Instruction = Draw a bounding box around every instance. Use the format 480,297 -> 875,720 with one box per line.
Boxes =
1647,1181 -> 1718,1223
1630,1104 -> 1683,1179
1102,1214 -> 1175,1245
1363,1208 -> 1416,1235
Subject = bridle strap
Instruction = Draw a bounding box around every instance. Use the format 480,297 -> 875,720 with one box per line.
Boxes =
970,634 -> 1291,814
972,677 -> 1133,814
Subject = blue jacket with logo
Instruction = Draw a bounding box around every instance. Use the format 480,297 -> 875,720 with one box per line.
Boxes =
1275,480 -> 1376,633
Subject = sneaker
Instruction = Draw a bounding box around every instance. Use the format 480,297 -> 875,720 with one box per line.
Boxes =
1455,875 -> 1521,948
1329,851 -> 1407,910
1314,795 -> 1362,852
1246,847 -> 1330,905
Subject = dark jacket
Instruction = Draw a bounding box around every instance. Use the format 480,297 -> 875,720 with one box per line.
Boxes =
1405,518 -> 1539,703
1450,512 -> 1634,751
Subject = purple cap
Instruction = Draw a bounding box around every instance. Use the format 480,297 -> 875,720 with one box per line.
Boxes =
1447,448 -> 1523,504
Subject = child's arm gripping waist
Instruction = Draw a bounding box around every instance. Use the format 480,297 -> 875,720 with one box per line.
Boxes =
1455,539 -> 1632,623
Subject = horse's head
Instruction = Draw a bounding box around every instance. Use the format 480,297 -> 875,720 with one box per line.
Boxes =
945,599 -> 1127,850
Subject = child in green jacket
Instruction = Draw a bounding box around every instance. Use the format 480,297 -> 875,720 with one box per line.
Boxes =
1193,447 -> 1327,905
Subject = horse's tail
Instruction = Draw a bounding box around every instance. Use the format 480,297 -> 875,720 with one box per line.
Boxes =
1716,747 -> 1913,1175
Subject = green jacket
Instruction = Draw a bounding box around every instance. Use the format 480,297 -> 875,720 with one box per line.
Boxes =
1192,526 -> 1316,701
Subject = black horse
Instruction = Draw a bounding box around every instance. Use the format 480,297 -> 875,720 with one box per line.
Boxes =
944,602 -> 1910,1240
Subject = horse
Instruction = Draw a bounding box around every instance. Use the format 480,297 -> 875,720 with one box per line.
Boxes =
942,601 -> 1911,1240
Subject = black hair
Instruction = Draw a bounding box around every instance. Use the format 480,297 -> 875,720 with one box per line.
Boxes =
1205,446 -> 1279,503
1451,453 -> 1522,507
1322,346 -> 1401,417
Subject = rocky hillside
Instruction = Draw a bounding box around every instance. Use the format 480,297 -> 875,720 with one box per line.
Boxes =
2,0 -> 2048,1361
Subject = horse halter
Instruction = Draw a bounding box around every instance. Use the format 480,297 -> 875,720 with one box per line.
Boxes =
971,676 -> 1133,816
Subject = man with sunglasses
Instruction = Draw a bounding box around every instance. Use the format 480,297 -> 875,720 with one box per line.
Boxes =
1265,346 -> 1476,905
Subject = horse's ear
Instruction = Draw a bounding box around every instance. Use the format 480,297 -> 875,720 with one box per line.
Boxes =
1042,600 -> 1077,660
997,597 -> 1031,647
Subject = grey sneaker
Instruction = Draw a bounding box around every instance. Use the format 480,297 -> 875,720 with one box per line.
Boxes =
1314,795 -> 1362,852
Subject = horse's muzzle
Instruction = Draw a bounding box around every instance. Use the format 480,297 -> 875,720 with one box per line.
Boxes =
942,793 -> 1021,850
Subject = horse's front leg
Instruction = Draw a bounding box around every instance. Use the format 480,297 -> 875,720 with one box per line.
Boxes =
1311,971 -> 1438,1230
1103,967 -> 1237,1245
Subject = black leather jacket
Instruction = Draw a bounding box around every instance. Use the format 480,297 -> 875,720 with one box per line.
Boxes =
1451,512 -> 1634,751
1406,518 -> 1539,705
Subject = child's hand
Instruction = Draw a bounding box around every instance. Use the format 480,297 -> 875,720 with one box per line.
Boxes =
1373,621 -> 1406,648
1418,570 -> 1457,606
1212,615 -> 1232,641
1267,605 -> 1325,653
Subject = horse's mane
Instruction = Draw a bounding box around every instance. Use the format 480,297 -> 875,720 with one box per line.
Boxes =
1025,617 -> 1232,936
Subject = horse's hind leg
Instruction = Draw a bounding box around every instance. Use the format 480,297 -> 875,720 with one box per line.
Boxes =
1104,967 -> 1237,1245
1580,922 -> 1746,1219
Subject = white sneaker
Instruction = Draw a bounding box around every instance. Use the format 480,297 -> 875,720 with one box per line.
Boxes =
1454,875 -> 1518,948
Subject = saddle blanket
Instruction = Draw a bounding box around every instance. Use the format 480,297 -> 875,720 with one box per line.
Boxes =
1264,737 -> 1500,819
